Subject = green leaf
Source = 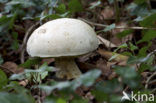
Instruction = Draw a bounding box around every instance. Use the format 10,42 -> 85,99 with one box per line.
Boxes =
140,13 -> 156,27
0,69 -> 8,89
126,3 -> 149,17
39,81 -> 71,94
137,30 -> 156,43
117,29 -> 133,38
20,58 -> 41,68
11,32 -> 19,50
138,42 -> 151,57
92,90 -> 108,102
39,69 -> 101,93
0,92 -> 35,103
0,16 -> 11,35
114,66 -> 141,88
138,63 -> 150,73
114,43 -> 128,52
68,0 -> 83,13
103,24 -> 115,32
71,69 -> 101,89
55,4 -> 66,14
10,63 -> 55,83
129,42 -> 138,51
95,79 -> 122,94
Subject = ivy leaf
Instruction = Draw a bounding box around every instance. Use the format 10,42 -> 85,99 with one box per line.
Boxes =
137,30 -> 156,43
10,63 -> 56,83
0,92 -> 35,103
39,69 -> 101,93
71,69 -> 101,89
114,66 -> 141,88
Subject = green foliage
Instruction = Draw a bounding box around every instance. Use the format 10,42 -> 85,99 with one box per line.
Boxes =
138,30 -> 156,43
37,69 -> 101,103
0,92 -> 35,103
140,13 -> 156,27
0,82 -> 35,103
1,0 -> 156,103
10,63 -> 55,83
117,29 -> 134,38
114,66 -> 141,88
20,58 -> 41,68
68,0 -> 83,13
92,79 -> 122,103
0,69 -> 8,90
11,32 -> 19,50
39,69 -> 101,93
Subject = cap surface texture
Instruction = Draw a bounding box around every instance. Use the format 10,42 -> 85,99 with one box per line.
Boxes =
27,18 -> 98,57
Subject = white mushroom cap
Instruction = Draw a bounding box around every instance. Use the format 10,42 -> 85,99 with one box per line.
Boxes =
26,18 -> 98,57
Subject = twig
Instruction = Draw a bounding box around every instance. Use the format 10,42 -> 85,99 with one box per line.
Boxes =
20,22 -> 40,64
151,88 -> 156,93
78,18 -> 156,30
147,0 -> 152,10
145,71 -> 156,89
114,0 -> 120,22
149,79 -> 156,85
144,49 -> 156,88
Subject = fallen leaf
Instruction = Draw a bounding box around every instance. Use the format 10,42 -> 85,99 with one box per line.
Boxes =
77,61 -> 97,72
111,22 -> 133,46
97,49 -> 129,63
42,58 -> 55,65
96,58 -> 112,77
2,62 -> 24,74
100,6 -> 114,19
97,35 -> 117,48
19,79 -> 28,87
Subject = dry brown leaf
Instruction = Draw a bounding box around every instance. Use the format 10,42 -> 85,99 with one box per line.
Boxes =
77,61 -> 97,72
2,62 -> 24,74
100,6 -> 114,19
19,79 -> 28,86
96,58 -> 112,77
97,35 -> 117,48
108,72 -> 117,80
42,58 -> 55,65
97,49 -> 129,62
111,22 -> 133,46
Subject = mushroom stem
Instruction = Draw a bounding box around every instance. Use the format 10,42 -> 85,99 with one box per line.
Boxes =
55,57 -> 82,79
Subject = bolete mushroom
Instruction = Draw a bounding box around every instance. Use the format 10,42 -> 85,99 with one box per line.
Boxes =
26,18 -> 98,79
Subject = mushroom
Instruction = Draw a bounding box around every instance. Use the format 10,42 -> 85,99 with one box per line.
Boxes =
26,18 -> 98,79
